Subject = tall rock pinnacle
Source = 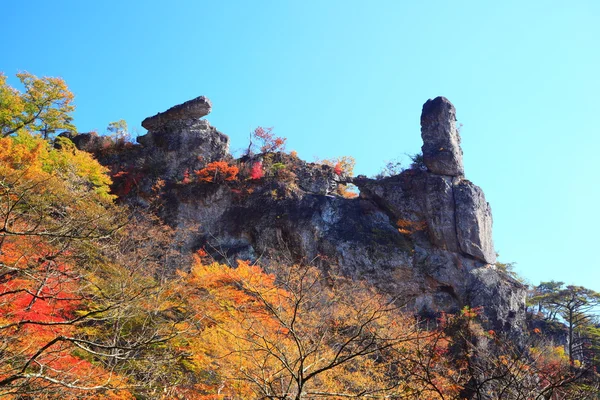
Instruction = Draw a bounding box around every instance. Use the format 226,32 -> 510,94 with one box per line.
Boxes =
420,97 -> 464,176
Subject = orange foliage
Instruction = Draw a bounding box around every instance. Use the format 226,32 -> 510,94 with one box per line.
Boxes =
318,155 -> 355,177
0,132 -> 133,398
252,126 -> 286,153
0,236 -> 133,399
336,184 -> 359,198
397,218 -> 428,235
195,161 -> 238,183
174,258 -> 464,399
333,162 -> 343,175
460,305 -> 484,319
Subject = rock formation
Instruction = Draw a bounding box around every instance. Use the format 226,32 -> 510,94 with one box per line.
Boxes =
454,180 -> 495,263
69,95 -> 526,336
421,96 -> 464,176
355,96 -> 495,264
65,96 -> 229,184
141,96 -> 212,131
136,96 -> 229,180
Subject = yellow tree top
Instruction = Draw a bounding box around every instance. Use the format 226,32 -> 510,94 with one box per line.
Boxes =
0,72 -> 75,139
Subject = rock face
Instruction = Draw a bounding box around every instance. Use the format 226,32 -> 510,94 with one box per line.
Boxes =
421,97 -> 464,176
137,119 -> 229,179
72,95 -> 525,337
60,131 -> 112,152
141,96 -> 212,131
454,180 -> 495,263
425,174 -> 460,253
135,97 -> 229,180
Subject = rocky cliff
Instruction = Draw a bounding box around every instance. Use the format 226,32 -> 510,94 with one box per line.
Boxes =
72,96 -> 527,335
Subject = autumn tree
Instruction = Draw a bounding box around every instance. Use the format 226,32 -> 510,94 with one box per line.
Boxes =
178,258 -> 461,399
0,131 -> 125,397
316,155 -> 357,197
195,161 -> 239,183
0,72 -> 75,139
0,131 -> 186,398
438,305 -> 600,399
317,155 -> 355,177
247,126 -> 286,155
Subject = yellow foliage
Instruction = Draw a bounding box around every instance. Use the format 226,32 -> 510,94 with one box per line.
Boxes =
0,132 -> 114,199
317,155 -> 356,177
176,259 -> 460,399
336,183 -> 359,198
0,132 -> 139,398
1,72 -> 75,139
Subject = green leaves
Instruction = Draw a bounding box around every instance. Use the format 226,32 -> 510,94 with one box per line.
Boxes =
0,72 -> 75,139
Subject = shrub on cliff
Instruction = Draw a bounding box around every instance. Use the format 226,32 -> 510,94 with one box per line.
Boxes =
195,161 -> 239,183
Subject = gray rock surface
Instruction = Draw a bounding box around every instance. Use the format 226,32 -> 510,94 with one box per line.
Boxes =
136,97 -> 229,181
425,174 -> 460,252
141,96 -> 212,131
295,162 -> 340,195
421,97 -> 464,176
468,267 -> 526,337
166,171 -> 515,330
136,119 -> 229,175
69,132 -> 111,152
454,179 -> 496,264
352,171 -> 495,264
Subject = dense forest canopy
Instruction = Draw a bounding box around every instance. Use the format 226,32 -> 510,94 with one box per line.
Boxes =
1,72 -> 599,399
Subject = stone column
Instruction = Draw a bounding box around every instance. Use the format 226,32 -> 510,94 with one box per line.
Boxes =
420,97 -> 464,177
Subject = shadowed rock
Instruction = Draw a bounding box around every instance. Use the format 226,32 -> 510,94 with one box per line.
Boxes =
60,132 -> 111,152
425,174 -> 460,253
421,97 -> 464,176
454,179 -> 496,264
141,96 -> 212,131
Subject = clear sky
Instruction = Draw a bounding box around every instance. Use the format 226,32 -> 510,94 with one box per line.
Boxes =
3,0 -> 599,293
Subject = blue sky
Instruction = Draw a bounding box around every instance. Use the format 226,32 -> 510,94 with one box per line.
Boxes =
3,0 -> 599,292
